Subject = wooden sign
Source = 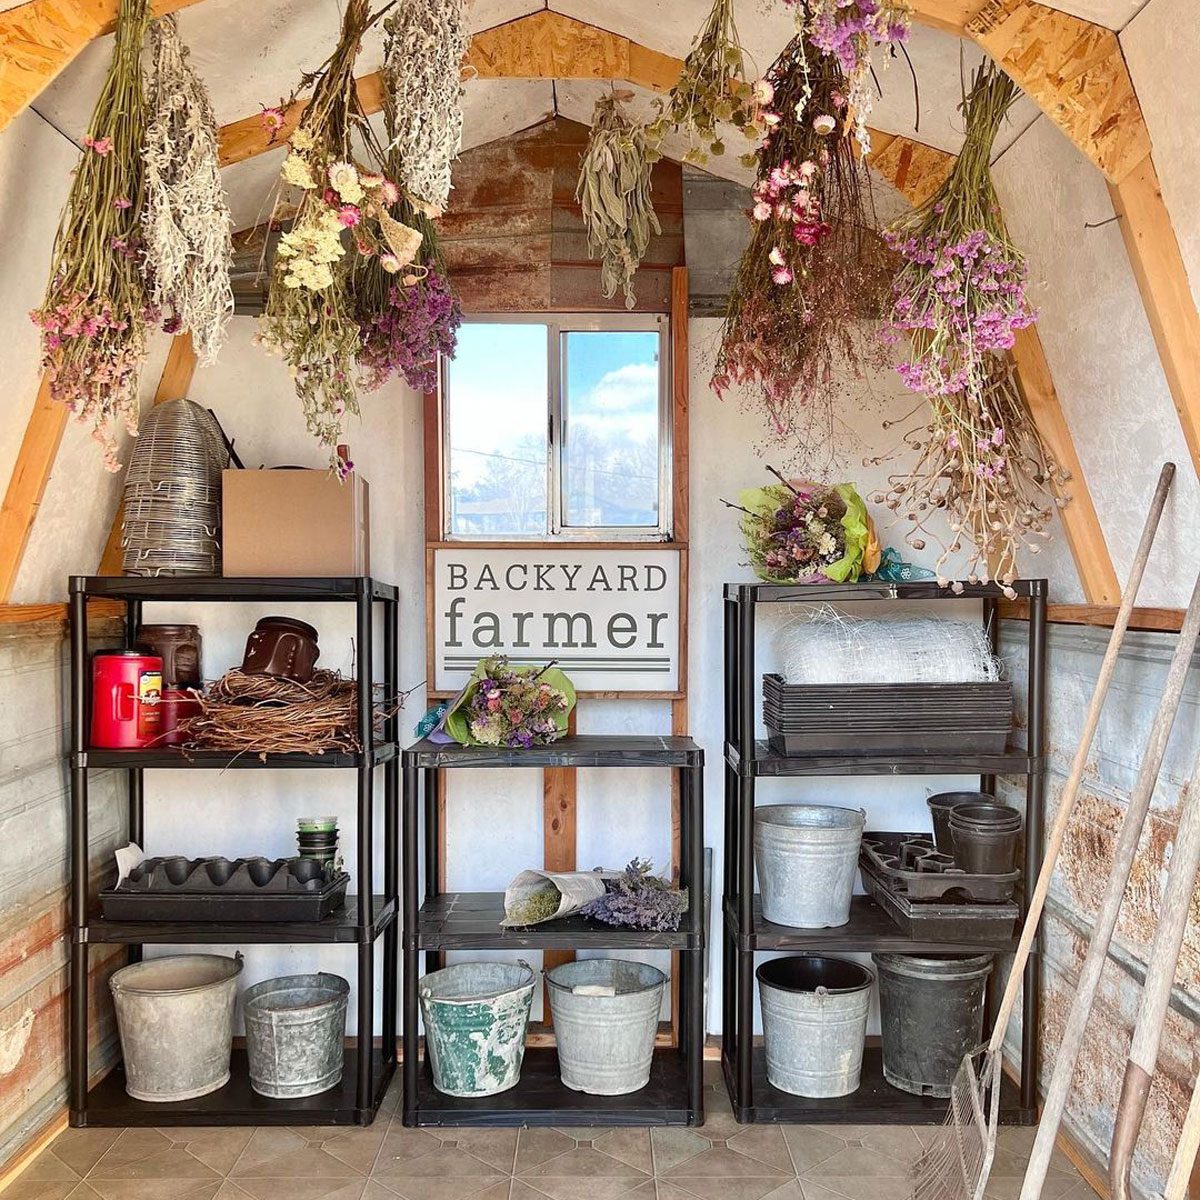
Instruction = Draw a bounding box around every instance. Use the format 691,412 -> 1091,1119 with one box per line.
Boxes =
432,547 -> 682,694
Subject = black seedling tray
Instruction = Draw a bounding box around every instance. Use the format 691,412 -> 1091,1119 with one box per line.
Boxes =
100,856 -> 350,922
767,729 -> 1011,755
860,832 -> 1017,902
860,857 -> 1019,944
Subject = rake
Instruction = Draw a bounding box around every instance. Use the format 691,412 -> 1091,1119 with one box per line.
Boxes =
910,462 -> 1176,1200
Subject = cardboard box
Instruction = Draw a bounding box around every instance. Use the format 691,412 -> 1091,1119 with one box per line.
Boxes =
222,469 -> 370,577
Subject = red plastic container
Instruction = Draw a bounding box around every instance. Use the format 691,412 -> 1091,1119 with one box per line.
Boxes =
91,651 -> 164,749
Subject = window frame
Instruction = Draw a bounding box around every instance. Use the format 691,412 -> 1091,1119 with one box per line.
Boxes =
440,312 -> 673,543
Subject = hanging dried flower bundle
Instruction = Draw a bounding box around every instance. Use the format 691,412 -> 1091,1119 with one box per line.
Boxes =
30,0 -> 152,471
712,41 -> 892,459
783,0 -> 912,153
257,0 -> 397,473
646,0 -> 766,166
577,92 -> 663,309
142,15 -> 234,364
380,0 -> 469,214
873,63 -> 1064,592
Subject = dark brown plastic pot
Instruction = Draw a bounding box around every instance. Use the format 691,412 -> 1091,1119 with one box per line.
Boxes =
950,803 -> 1022,828
136,624 -> 202,688
241,617 -> 320,682
951,820 -> 1020,874
926,792 -> 996,853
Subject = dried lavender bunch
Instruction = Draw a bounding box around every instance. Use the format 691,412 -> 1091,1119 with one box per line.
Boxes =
581,860 -> 689,932
142,14 -> 234,364
713,40 -> 892,461
577,92 -> 662,309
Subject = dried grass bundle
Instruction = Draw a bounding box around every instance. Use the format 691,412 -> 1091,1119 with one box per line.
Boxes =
142,14 -> 233,364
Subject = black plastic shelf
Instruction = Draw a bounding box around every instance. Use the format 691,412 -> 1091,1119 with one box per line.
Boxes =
724,895 -> 1018,953
721,1046 -> 1034,1126
71,574 -> 398,602
418,892 -> 702,950
404,735 -> 701,769
80,1049 -> 394,1127
412,1048 -> 696,1127
84,896 -> 396,945
726,739 -> 1043,778
79,743 -> 398,770
724,579 -> 1045,604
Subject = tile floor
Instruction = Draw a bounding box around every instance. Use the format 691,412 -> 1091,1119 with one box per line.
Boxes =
6,1066 -> 1092,1200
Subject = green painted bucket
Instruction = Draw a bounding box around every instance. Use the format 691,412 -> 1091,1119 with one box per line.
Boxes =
418,960 -> 535,1097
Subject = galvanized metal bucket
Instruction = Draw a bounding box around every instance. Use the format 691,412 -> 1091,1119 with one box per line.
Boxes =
757,955 -> 873,1098
754,804 -> 866,928
243,973 -> 350,1099
546,958 -> 666,1096
110,952 -> 242,1102
419,961 -> 536,1097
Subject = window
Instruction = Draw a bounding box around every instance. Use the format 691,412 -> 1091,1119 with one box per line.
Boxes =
444,315 -> 671,540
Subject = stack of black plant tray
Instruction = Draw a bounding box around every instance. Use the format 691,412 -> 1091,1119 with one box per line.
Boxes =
859,832 -> 1019,943
100,855 -> 350,922
762,674 -> 1014,756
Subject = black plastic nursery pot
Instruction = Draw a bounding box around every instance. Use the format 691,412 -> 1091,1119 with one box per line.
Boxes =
755,955 -> 873,994
872,953 -> 994,1098
926,791 -> 996,853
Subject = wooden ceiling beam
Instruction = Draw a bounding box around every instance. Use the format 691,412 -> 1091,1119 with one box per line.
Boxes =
0,0 -> 205,135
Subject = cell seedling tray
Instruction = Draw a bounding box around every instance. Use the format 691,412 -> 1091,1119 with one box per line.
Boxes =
860,832 -> 1018,902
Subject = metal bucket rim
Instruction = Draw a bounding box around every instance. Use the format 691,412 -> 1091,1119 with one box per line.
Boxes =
419,961 -> 536,1004
756,954 -> 874,995
243,972 -> 350,1015
545,958 -> 667,996
755,804 -> 866,831
111,953 -> 243,997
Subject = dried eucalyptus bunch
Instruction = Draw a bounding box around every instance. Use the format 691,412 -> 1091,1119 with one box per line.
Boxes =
646,0 -> 765,166
577,92 -> 662,309
380,0 -> 469,214
142,15 -> 234,364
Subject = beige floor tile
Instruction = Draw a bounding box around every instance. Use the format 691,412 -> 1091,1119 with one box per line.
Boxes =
471,1185 -> 516,1200
852,1127 -> 925,1164
378,1145 -> 507,1178
212,1185 -> 255,1200
592,1128 -> 653,1174
662,1180 -> 791,1200
510,1184 -> 552,1200
647,1129 -> 709,1175
799,1145 -> 914,1180
160,1128 -> 256,1175
797,1183 -> 864,1200
229,1181 -> 370,1200
1,1180 -> 77,1200
725,1126 -> 793,1172
662,1145 -> 789,1179
693,1108 -> 745,1141
982,1171 -> 1084,1200
88,1143 -> 223,1183
82,1180 -> 223,1200
760,1183 -> 805,1200
375,1176 -> 507,1200
796,1178 -> 903,1200
654,1184 -> 701,1200
44,1131 -> 121,1179
230,1135 -> 363,1180
19,1150 -> 80,1182
515,1129 -> 575,1174
433,1129 -> 518,1173
515,1180 -> 649,1200
552,1129 -> 615,1143
702,1062 -> 723,1087
88,1129 -> 175,1170
375,1119 -> 444,1169
779,1127 -> 845,1174
315,1126 -> 390,1175
518,1146 -> 650,1180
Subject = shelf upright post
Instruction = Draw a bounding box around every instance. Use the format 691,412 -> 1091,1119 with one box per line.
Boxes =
684,760 -> 705,1120
382,594 -> 399,1070
68,580 -> 90,1121
355,582 -> 376,1113
1021,580 -> 1049,1114
736,586 -> 756,1114
722,593 -> 737,1067
401,756 -> 419,1126
980,595 -> 999,796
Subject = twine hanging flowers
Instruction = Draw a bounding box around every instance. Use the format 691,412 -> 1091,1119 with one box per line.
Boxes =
577,92 -> 663,309
30,0 -> 153,471
142,15 -> 234,364
873,62 -> 1065,592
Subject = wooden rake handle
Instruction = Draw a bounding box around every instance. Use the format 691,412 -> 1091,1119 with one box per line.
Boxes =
987,462 -> 1176,1052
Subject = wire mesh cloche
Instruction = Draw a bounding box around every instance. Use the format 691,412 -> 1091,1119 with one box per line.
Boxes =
120,398 -> 229,575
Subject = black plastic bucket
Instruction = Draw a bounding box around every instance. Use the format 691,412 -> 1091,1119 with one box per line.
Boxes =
872,953 -> 993,1097
926,792 -> 995,853
950,812 -> 1021,874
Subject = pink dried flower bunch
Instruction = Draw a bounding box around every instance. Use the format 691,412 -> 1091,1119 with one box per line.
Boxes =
30,0 -> 154,471
357,264 -> 461,393
884,224 -> 1035,396
751,158 -> 833,277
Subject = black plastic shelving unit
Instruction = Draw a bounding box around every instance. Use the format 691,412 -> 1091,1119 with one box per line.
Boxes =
67,574 -> 400,1128
721,579 -> 1048,1126
401,734 -> 706,1127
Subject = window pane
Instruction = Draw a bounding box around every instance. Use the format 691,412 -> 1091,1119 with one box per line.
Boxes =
562,330 -> 661,528
447,323 -> 548,537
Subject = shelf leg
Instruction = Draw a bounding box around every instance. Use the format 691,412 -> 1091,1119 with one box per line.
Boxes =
402,759 -> 419,1125
383,754 -> 399,1070
736,948 -> 754,1116
69,585 -> 89,1124
423,768 -> 438,903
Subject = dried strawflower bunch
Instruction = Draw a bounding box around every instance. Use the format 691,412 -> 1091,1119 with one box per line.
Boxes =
712,41 -> 892,455
784,0 -> 912,153
380,0 -> 469,214
30,0 -> 153,471
875,62 -> 1061,591
884,63 -> 1036,400
646,0 -> 766,166
580,860 -> 689,932
725,468 -> 877,583
869,362 -> 1066,594
258,0 -> 399,472
142,15 -> 234,364
577,92 -> 663,308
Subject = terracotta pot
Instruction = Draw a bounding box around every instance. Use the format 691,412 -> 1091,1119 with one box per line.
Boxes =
241,616 -> 320,682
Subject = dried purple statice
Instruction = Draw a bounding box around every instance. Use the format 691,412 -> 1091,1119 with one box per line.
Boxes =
581,859 -> 689,932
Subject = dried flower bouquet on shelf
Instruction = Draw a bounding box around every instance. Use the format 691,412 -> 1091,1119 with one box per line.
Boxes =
581,860 -> 690,932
